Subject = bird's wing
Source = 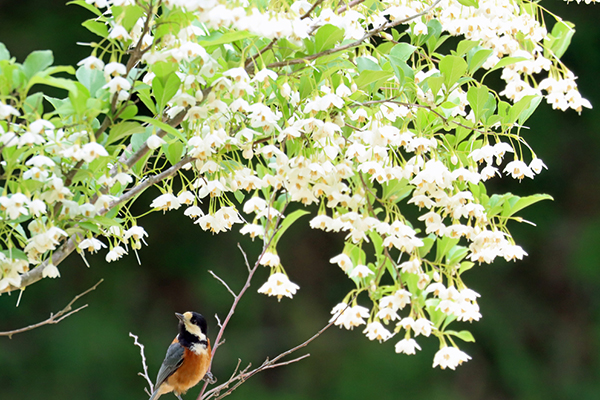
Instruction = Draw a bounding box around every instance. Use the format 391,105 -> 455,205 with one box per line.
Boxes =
155,342 -> 185,388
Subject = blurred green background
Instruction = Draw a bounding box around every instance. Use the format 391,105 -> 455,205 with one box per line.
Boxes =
1,1 -> 600,399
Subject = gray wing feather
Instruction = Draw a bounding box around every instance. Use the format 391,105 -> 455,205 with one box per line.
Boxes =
155,342 -> 185,388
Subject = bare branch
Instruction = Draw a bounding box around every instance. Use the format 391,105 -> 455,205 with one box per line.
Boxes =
209,270 -> 237,298
237,242 -> 251,273
267,0 -> 442,69
0,279 -> 103,338
300,0 -> 324,20
130,332 -> 154,396
337,0 -> 365,14
196,195 -> 290,400
203,315 -> 339,400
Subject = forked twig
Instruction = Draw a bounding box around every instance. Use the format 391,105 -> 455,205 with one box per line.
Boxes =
130,332 -> 154,396
0,279 -> 103,339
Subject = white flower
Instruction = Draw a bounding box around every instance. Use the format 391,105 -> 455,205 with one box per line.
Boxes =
81,142 -> 108,162
363,321 -> 393,342
124,226 -> 148,241
104,62 -> 126,78
504,160 -> 534,180
147,134 -> 166,150
184,205 -> 204,219
529,158 -> 547,174
239,223 -> 264,239
78,55 -> 104,70
393,289 -> 412,309
329,303 -> 370,330
259,251 -> 280,267
151,193 -> 181,211
257,272 -> 300,300
78,238 -> 106,253
105,246 -> 127,262
329,253 -> 353,272
103,76 -> 131,93
395,338 -> 421,355
413,318 -> 434,337
42,263 -> 60,278
433,346 -> 471,370
350,264 -> 374,279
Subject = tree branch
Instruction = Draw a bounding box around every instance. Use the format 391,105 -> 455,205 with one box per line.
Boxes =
267,0 -> 442,69
0,279 -> 103,338
130,332 -> 154,396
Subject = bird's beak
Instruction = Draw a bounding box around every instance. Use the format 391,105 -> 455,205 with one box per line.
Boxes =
175,312 -> 185,322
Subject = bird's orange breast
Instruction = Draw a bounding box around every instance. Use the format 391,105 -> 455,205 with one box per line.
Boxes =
166,340 -> 211,395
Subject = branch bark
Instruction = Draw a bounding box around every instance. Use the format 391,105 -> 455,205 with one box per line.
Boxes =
0,279 -> 103,338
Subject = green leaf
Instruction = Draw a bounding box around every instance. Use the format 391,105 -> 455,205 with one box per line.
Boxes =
518,95 -> 541,125
22,50 -> 53,80
447,245 -> 469,267
354,70 -> 393,90
485,56 -> 527,74
356,56 -> 381,72
0,249 -> 28,261
315,24 -> 345,52
435,237 -> 459,263
459,261 -> 474,275
165,140 -> 184,166
152,72 -> 181,112
446,330 -> 476,342
106,121 -> 145,145
119,103 -> 138,120
119,5 -> 144,31
233,190 -> 245,204
0,43 -> 10,61
27,75 -> 78,95
544,20 -> 575,59
457,0 -> 478,7
501,193 -> 553,219
270,209 -> 310,248
467,85 -> 492,122
82,19 -> 109,38
425,298 -> 447,329
67,0 -> 103,16
389,43 -> 416,63
79,221 -> 101,235
468,48 -> 493,74
439,55 -> 467,89
425,75 -> 445,97
197,30 -> 256,47
456,40 -> 479,57
132,116 -> 185,142
418,236 -> 435,259
68,81 -> 91,117
76,66 -> 106,97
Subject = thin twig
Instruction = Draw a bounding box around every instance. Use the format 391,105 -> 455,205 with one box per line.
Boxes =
268,0 -> 442,69
0,279 -> 103,338
209,270 -> 237,298
130,332 -> 154,396
300,0 -> 325,20
337,0 -> 365,14
203,313 -> 341,400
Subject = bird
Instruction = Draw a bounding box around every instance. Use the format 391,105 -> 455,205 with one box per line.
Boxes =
149,312 -> 214,400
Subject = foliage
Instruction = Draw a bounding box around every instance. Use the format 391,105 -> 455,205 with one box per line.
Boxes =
0,0 -> 593,370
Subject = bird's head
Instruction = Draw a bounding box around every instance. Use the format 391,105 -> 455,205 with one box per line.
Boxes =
176,311 -> 208,342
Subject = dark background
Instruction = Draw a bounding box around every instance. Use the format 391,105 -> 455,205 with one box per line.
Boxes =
1,1 -> 600,399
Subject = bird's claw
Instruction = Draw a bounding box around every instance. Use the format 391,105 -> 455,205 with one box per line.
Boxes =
203,371 -> 217,384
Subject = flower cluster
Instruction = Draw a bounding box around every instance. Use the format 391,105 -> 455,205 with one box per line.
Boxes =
0,0 -> 591,370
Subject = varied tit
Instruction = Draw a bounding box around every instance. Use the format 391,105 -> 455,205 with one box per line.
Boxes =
149,312 -> 214,400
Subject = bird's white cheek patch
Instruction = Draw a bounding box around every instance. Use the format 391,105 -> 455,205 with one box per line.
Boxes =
184,321 -> 204,338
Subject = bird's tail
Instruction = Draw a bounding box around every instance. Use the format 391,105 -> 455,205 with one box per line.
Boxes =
148,389 -> 161,400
